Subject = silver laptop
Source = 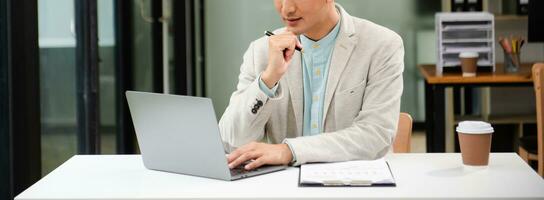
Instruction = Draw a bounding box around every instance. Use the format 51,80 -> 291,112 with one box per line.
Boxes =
125,91 -> 286,181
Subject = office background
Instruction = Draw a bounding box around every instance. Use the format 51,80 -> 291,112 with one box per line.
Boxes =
2,0 -> 543,199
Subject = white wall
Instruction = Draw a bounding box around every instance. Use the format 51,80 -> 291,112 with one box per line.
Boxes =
205,0 -> 283,118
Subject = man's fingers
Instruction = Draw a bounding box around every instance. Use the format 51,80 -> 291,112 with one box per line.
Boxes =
228,151 -> 260,169
227,149 -> 242,163
228,152 -> 247,168
227,142 -> 257,162
229,151 -> 258,169
282,37 -> 298,61
284,48 -> 295,61
271,34 -> 299,52
245,157 -> 267,170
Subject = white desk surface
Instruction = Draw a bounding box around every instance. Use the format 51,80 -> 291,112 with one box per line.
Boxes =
15,153 -> 544,200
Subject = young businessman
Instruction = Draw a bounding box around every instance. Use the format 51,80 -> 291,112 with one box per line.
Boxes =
219,0 -> 404,170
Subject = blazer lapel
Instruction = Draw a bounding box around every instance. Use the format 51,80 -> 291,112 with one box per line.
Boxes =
322,36 -> 356,126
286,51 -> 303,135
322,5 -> 358,127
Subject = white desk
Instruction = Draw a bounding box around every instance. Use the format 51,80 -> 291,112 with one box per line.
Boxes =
15,153 -> 544,200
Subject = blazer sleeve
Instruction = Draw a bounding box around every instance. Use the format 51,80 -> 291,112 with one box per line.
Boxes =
218,41 -> 285,152
285,35 -> 404,165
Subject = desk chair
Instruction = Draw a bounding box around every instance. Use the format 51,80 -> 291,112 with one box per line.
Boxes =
519,63 -> 544,177
394,112 -> 413,153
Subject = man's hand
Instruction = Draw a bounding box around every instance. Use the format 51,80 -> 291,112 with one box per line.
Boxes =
261,31 -> 302,88
227,142 -> 293,170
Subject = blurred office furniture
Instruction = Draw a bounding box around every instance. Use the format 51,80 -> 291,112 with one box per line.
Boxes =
483,0 -> 503,15
394,113 -> 413,153
518,0 -> 544,176
14,153 -> 544,200
517,0 -> 529,15
466,0 -> 484,11
451,0 -> 466,12
435,12 -> 495,75
441,0 -> 543,123
449,0 -> 483,12
518,63 -> 544,176
419,63 -> 534,152
528,0 -> 543,42
445,0 -> 532,15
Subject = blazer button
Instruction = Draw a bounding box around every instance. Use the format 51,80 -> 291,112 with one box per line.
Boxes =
256,100 -> 263,107
251,108 -> 257,114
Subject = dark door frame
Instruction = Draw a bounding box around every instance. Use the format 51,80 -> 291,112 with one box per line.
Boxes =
114,0 -> 136,154
173,0 -> 195,95
151,0 -> 164,93
172,0 -> 206,96
0,0 -> 9,197
0,0 -> 41,198
75,0 -> 101,154
198,0 -> 206,97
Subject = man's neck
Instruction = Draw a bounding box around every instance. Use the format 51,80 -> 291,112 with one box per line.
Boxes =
303,6 -> 340,41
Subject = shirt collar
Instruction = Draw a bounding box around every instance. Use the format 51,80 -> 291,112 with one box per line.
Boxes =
300,18 -> 341,52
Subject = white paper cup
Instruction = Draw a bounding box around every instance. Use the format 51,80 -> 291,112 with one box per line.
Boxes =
459,52 -> 479,77
456,121 -> 494,166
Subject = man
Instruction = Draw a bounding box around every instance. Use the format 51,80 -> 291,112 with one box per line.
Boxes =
219,0 -> 404,170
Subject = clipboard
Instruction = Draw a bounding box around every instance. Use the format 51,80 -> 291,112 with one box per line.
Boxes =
298,159 -> 396,187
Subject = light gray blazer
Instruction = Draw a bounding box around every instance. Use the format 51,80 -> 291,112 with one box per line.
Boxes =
219,5 -> 404,166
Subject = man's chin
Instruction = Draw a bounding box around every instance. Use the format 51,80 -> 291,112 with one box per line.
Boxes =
285,26 -> 304,35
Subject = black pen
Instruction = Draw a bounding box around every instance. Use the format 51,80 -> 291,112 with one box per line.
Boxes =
264,31 -> 304,52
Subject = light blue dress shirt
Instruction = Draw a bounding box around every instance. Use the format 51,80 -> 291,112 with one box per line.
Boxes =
259,21 -> 341,136
300,22 -> 340,136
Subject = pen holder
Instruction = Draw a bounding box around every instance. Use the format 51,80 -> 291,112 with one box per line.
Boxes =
504,51 -> 521,73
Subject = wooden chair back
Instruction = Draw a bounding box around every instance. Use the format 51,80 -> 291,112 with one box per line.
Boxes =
394,112 -> 413,153
532,63 -> 544,176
